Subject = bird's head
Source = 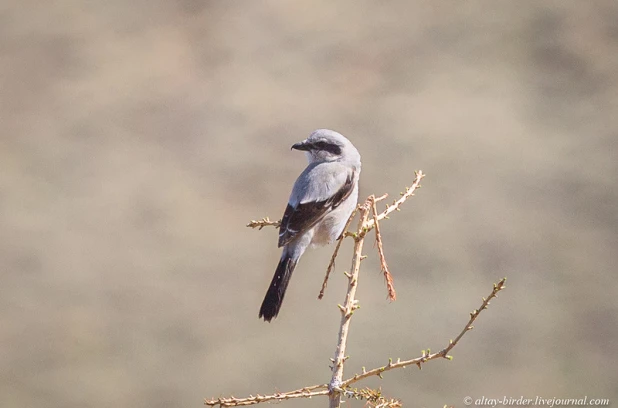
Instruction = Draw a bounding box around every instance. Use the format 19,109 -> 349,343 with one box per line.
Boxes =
291,129 -> 360,165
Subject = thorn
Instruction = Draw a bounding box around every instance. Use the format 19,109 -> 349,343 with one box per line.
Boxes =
343,271 -> 352,278
330,358 -> 335,363
445,355 -> 453,360
360,255 -> 368,260
338,304 -> 346,313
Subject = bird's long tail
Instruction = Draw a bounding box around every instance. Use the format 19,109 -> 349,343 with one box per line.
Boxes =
259,250 -> 298,322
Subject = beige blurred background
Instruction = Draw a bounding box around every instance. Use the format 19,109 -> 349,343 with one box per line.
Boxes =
1,1 -> 617,407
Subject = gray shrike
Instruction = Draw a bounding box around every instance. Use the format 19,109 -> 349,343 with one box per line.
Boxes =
259,129 -> 361,322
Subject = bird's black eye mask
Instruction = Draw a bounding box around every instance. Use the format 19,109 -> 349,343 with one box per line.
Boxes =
312,140 -> 342,155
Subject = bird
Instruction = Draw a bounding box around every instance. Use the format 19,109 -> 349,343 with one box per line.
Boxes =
259,129 -> 361,322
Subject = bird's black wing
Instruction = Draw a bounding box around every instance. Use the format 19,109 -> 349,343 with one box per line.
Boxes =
278,170 -> 355,247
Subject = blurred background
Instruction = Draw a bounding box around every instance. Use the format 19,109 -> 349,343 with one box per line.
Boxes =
1,1 -> 617,407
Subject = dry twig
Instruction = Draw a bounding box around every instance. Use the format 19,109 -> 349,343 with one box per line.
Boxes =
205,384 -> 328,407
370,196 -> 396,301
246,217 -> 280,230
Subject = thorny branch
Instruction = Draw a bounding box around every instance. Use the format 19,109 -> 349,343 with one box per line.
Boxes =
204,277 -> 506,407
363,170 -> 424,234
208,171 -> 508,407
339,278 -> 506,388
328,199 -> 371,408
205,385 -> 329,407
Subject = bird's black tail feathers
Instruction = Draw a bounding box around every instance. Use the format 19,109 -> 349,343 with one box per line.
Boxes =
259,252 -> 297,322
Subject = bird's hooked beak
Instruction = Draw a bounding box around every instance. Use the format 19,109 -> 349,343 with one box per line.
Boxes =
291,140 -> 312,151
